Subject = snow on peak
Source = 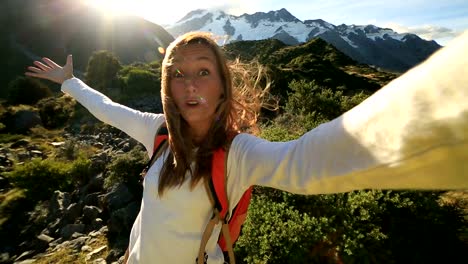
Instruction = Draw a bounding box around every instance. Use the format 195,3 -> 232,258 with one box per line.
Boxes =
168,9 -> 416,45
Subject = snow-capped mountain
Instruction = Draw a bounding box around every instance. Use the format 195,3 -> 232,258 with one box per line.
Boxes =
166,8 -> 441,72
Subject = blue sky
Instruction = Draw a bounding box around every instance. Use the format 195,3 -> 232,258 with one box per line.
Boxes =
84,0 -> 468,45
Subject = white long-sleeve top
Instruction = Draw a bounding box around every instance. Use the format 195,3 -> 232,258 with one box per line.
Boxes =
61,31 -> 468,264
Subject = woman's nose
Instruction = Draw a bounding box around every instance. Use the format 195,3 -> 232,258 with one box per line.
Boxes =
184,78 -> 197,91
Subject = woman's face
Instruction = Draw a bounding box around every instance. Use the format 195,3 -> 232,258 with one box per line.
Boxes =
169,43 -> 224,130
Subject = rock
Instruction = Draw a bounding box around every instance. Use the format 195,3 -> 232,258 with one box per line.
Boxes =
105,184 -> 134,211
108,201 -> 140,235
106,248 -> 125,263
98,194 -> 107,209
82,245 -> 92,252
30,150 -> 43,158
83,192 -> 101,206
91,218 -> 104,231
60,224 -> 85,239
10,138 -> 30,149
12,110 -> 42,133
117,140 -> 131,151
98,226 -> 108,234
48,191 -> 71,218
0,153 -> 13,167
50,141 -> 66,147
14,250 -> 35,261
69,236 -> 88,250
86,174 -> 105,194
15,259 -> 36,264
88,229 -> 102,238
46,218 -> 62,236
37,233 -> 54,243
27,234 -> 50,252
0,252 -> 9,262
83,205 -> 102,224
71,232 -> 85,239
48,237 -> 63,248
92,258 -> 107,264
93,142 -> 104,149
86,246 -> 107,261
16,151 -> 30,162
63,203 -> 83,223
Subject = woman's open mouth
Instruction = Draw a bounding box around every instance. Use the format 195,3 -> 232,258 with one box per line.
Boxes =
186,99 -> 200,107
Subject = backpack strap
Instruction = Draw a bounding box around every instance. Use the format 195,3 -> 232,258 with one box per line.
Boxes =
198,137 -> 238,264
140,125 -> 168,179
212,148 -> 236,262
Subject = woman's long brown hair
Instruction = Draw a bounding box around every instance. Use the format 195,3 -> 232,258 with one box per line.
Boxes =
158,32 -> 275,196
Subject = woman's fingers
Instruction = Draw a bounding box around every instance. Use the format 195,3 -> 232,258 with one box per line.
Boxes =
43,57 -> 60,68
25,56 -> 72,84
27,66 -> 43,73
25,71 -> 42,78
33,61 -> 51,71
25,66 -> 45,78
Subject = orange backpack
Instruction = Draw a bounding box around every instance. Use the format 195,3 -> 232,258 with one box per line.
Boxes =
144,126 -> 252,264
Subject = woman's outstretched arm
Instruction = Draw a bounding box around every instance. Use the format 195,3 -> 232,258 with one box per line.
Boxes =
25,55 -> 164,156
228,31 -> 468,195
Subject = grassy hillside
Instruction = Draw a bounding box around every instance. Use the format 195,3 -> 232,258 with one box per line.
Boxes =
224,38 -> 397,101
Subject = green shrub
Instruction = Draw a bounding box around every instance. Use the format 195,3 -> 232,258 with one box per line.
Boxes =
285,80 -> 370,122
57,139 -> 80,161
37,95 -> 76,129
286,80 -> 343,120
260,113 -> 328,142
235,195 -> 337,264
340,91 -> 370,113
119,67 -> 160,98
85,50 -> 122,93
4,158 -> 92,201
7,76 -> 52,105
237,188 -> 467,263
104,145 -> 148,192
0,133 -> 23,143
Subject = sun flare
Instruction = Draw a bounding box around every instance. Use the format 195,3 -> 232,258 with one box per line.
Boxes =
82,0 -> 232,25
83,0 -> 142,18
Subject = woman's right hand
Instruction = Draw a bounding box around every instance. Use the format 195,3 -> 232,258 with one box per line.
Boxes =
25,55 -> 74,84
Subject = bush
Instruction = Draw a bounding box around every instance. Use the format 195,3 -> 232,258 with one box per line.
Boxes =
4,158 -> 92,201
119,67 -> 160,98
340,91 -> 370,113
37,95 -> 76,128
85,51 -> 122,93
7,76 -> 52,105
236,188 -> 467,263
286,80 -> 342,120
285,80 -> 370,122
57,138 -> 80,161
260,113 -> 328,143
104,145 -> 148,193
235,195 -> 337,264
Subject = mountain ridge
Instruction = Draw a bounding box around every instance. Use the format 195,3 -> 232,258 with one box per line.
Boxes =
166,8 -> 441,72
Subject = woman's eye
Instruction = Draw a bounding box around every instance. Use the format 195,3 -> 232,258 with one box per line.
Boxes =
199,69 -> 209,76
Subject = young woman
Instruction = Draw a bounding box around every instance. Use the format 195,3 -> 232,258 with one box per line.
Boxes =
26,31 -> 468,264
